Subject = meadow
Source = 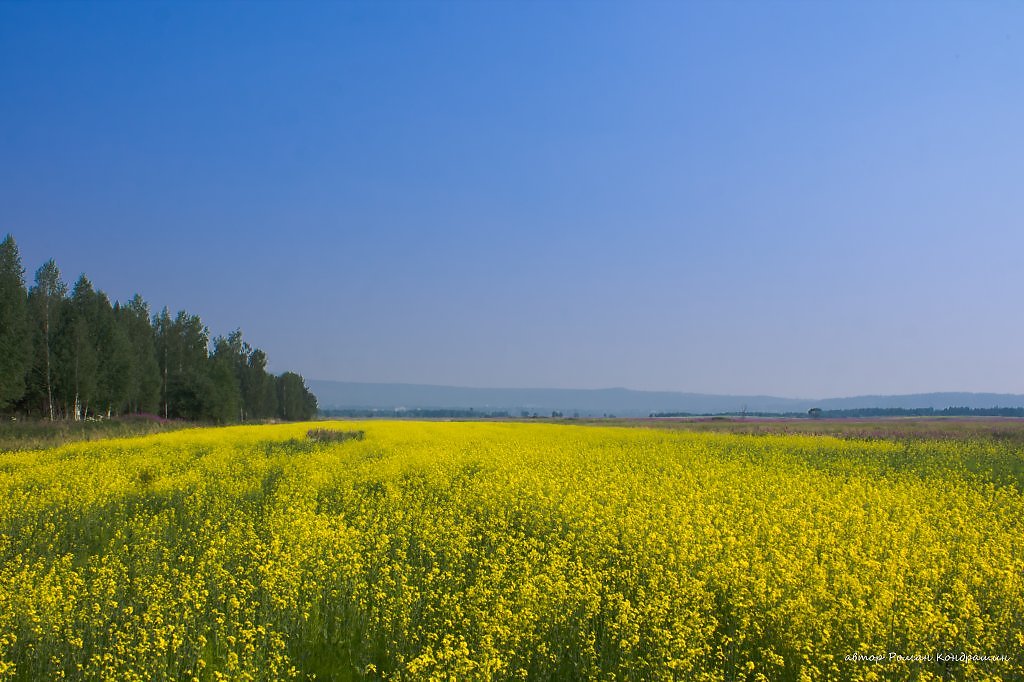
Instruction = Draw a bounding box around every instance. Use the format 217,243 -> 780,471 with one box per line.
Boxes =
0,416 -> 187,453
0,421 -> 1021,680
593,415 -> 1024,443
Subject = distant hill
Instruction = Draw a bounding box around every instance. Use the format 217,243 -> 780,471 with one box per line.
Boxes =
308,381 -> 1024,417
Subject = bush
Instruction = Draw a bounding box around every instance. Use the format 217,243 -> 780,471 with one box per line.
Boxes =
305,428 -> 365,443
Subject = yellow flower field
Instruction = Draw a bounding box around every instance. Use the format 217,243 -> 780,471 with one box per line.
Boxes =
0,421 -> 1022,680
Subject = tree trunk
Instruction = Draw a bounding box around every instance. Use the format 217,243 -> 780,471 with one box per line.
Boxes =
162,342 -> 169,419
44,298 -> 54,421
73,351 -> 79,421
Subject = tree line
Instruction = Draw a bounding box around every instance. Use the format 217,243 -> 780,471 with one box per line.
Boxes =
0,234 -> 317,422
320,408 -> 513,419
650,407 -> 1024,419
803,406 -> 1024,418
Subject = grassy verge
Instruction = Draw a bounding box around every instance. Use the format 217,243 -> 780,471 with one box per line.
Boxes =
0,415 -> 192,452
581,415 -> 1024,443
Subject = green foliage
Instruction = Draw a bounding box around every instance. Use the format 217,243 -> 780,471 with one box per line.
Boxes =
208,335 -> 243,424
53,275 -> 100,419
305,428 -> 364,443
24,260 -> 66,419
276,371 -> 317,421
155,308 -> 211,420
0,233 -> 317,423
119,295 -> 161,414
93,293 -> 132,416
0,235 -> 31,409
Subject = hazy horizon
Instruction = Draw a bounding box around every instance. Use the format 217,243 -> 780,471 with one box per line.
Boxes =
309,378 -> 1024,404
4,1 -> 1022,398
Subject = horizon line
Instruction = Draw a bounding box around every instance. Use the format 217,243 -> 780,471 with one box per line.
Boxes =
308,379 -> 1024,403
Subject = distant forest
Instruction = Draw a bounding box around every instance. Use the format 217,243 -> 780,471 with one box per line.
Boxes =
805,406 -> 1024,418
650,407 -> 1024,418
0,234 -> 317,422
320,408 -> 513,419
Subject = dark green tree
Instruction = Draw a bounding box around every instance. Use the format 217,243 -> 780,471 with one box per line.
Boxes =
244,348 -> 276,420
7,233 -> 318,422
210,329 -> 280,422
213,330 -> 248,421
153,308 -> 173,418
276,371 -> 317,421
54,275 -> 100,419
155,309 -> 211,420
209,335 -> 243,423
0,235 -> 31,411
25,260 -> 67,419
119,295 -> 160,414
95,294 -> 134,416
261,370 -> 279,420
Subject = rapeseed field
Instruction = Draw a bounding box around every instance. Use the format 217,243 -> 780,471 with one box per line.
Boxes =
0,422 -> 1021,680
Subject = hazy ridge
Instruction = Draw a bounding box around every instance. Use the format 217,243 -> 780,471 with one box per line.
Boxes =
310,380 -> 1024,417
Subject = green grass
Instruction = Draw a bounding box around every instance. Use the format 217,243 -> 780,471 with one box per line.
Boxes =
590,415 -> 1024,443
0,416 -> 190,452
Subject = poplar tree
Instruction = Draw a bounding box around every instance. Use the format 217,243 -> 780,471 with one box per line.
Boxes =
276,371 -> 317,421
155,309 -> 210,420
55,275 -> 99,419
119,295 -> 160,414
260,368 -> 279,419
8,232 -> 319,422
245,348 -> 274,420
153,308 -> 173,418
95,295 -> 133,416
26,260 -> 67,419
209,335 -> 243,423
0,235 -> 31,411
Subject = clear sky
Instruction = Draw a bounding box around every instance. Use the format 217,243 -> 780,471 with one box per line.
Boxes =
2,1 -> 1022,398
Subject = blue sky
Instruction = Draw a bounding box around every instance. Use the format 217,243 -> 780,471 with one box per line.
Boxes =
2,1 -> 1022,398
